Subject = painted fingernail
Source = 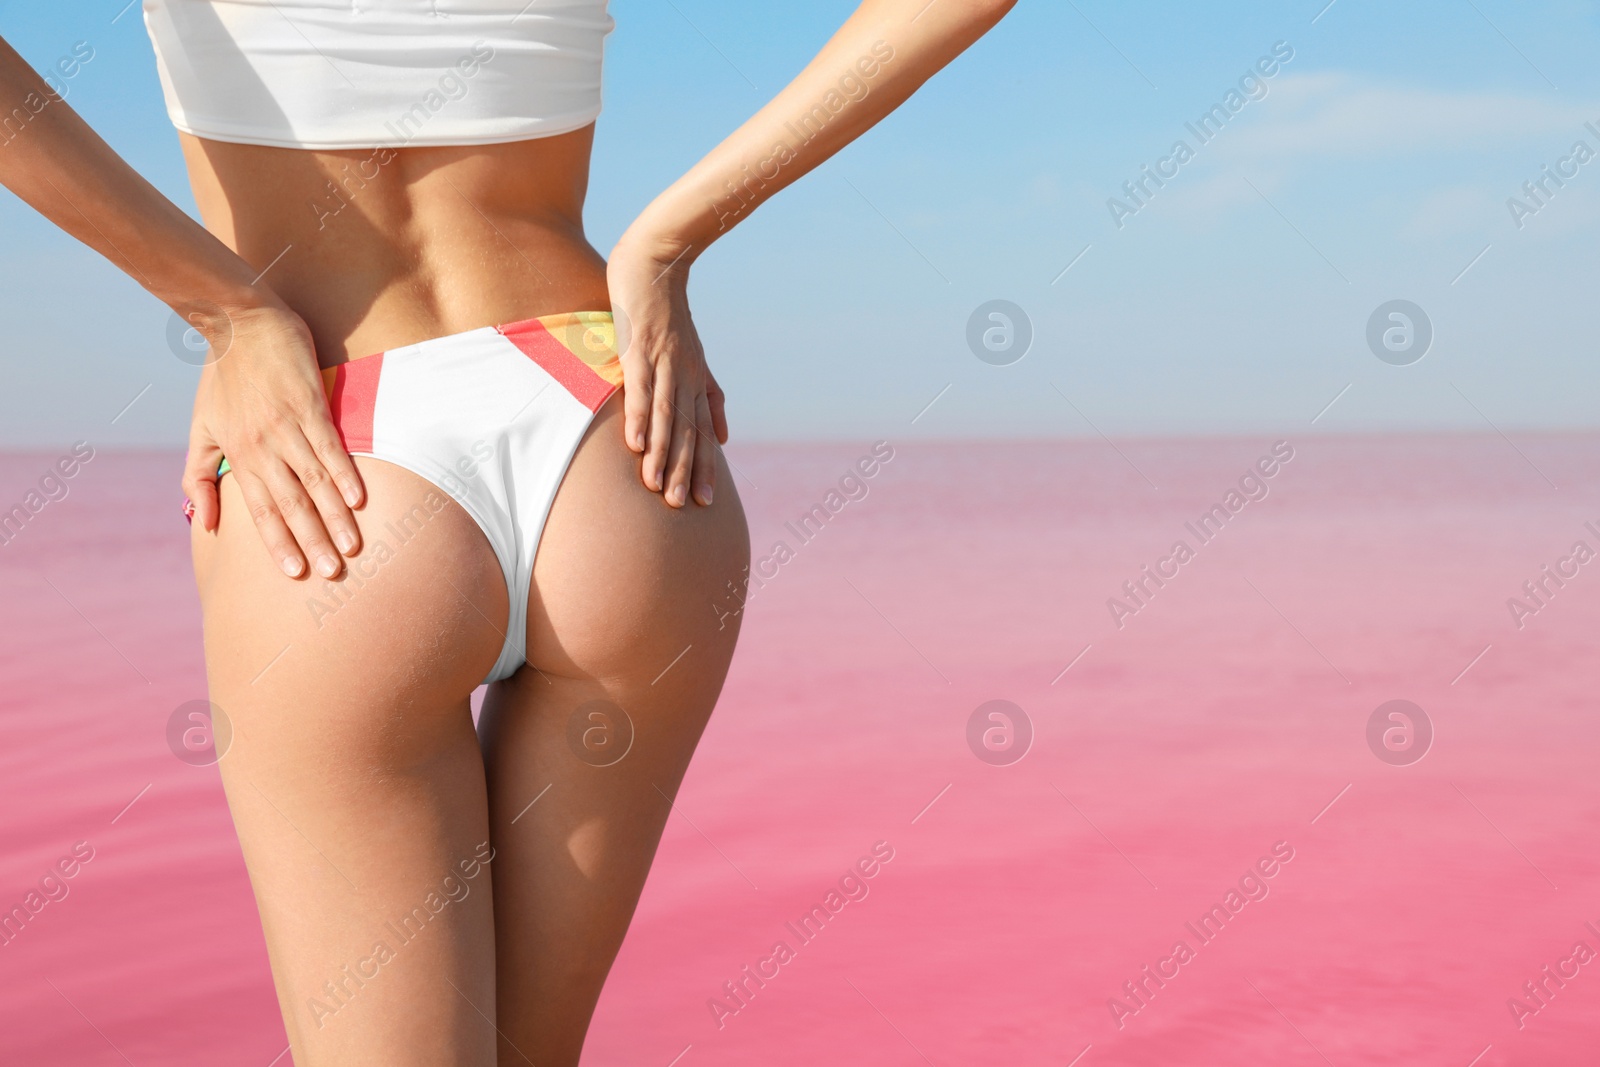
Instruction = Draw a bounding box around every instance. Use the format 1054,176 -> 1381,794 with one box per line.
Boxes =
668,484 -> 687,507
335,530 -> 357,554
317,555 -> 340,578
281,556 -> 304,578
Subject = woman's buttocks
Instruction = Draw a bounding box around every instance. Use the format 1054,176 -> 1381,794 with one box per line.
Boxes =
177,126 -> 612,364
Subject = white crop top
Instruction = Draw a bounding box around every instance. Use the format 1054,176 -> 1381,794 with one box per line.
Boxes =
142,0 -> 612,150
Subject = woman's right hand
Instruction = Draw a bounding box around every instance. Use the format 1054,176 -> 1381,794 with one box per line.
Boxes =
181,302 -> 364,579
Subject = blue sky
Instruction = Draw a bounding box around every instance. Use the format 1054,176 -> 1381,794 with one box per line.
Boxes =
2,0 -> 1599,445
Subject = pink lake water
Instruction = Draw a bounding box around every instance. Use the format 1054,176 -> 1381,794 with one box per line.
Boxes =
1,434 -> 1598,1065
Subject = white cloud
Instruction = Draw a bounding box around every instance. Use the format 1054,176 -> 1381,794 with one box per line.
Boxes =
1215,72 -> 1597,159
1107,74 -> 1600,237
1502,182 -> 1600,240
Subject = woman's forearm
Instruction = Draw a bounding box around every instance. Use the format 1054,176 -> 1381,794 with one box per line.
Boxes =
0,35 -> 278,337
618,0 -> 1015,265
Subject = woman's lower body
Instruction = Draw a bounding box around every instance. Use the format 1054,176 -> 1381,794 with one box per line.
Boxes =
190,312 -> 750,1065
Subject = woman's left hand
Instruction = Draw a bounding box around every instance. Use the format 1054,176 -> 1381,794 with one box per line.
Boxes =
606,234 -> 727,508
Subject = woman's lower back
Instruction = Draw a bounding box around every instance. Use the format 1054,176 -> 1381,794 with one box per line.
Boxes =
177,125 -> 612,365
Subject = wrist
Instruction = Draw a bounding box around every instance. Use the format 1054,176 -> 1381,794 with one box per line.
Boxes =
614,210 -> 706,277
612,232 -> 693,276
171,285 -> 294,349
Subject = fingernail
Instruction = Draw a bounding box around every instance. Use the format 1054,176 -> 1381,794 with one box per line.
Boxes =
668,484 -> 687,507
317,555 -> 340,578
698,485 -> 713,506
281,556 -> 304,578
341,481 -> 360,507
335,531 -> 357,554
652,470 -> 664,492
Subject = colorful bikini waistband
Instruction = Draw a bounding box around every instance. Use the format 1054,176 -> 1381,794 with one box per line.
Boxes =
206,310 -> 621,482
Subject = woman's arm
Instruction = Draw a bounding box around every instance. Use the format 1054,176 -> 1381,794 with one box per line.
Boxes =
0,35 -> 364,578
607,0 -> 1016,507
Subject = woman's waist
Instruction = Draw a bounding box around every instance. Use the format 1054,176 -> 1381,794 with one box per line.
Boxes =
182,132 -> 610,360
266,231 -> 611,366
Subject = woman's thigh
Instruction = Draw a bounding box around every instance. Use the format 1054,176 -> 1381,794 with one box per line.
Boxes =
479,395 -> 751,1066
193,456 -> 511,1066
